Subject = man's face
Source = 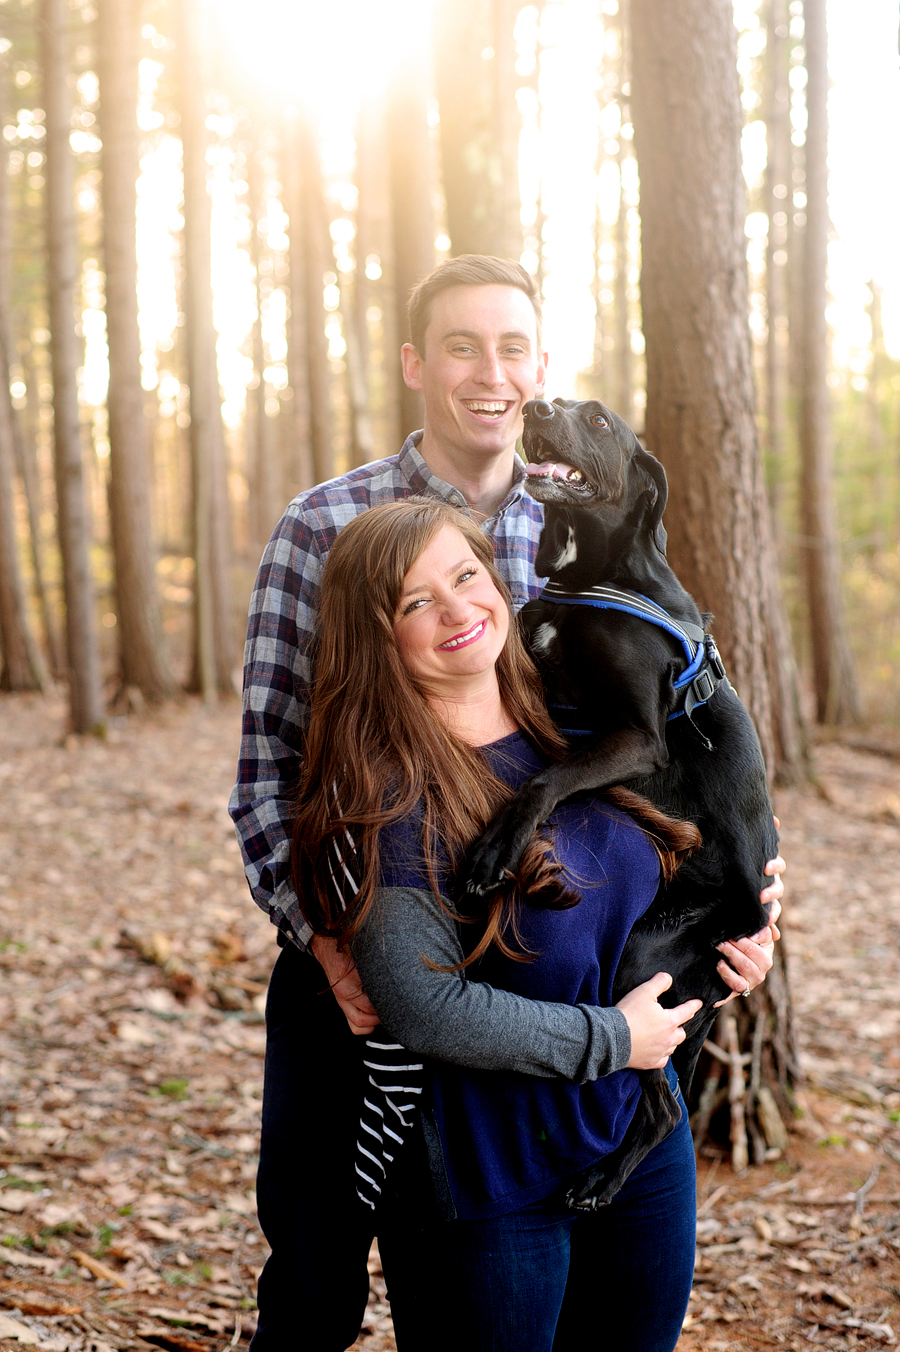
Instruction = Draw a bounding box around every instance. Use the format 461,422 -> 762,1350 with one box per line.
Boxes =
401,284 -> 548,465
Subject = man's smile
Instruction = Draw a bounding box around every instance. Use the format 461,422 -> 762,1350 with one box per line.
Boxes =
460,400 -> 513,420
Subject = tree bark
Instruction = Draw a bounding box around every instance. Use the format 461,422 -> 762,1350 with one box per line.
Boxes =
386,59 -> 435,439
176,0 -> 234,698
630,0 -> 805,786
41,0 -> 106,734
98,0 -> 173,700
797,0 -> 860,726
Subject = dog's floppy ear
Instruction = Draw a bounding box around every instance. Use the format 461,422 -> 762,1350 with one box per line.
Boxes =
632,444 -> 668,556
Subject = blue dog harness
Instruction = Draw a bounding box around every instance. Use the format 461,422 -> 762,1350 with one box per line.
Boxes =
537,580 -> 729,749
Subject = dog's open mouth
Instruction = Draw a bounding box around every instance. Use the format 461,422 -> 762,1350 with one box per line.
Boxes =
525,459 -> 593,488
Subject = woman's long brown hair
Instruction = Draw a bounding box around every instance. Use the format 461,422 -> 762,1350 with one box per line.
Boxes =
292,497 -> 699,967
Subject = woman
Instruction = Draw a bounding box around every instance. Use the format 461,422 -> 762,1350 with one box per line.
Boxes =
292,498 -> 780,1352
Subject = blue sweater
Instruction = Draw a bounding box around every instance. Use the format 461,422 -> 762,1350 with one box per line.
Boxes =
372,731 -> 661,1221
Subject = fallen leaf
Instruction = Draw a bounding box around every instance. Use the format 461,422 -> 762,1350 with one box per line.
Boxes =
0,1191 -> 32,1213
0,1252 -> 61,1273
0,1311 -> 40,1344
144,1307 -> 229,1333
70,1249 -> 130,1288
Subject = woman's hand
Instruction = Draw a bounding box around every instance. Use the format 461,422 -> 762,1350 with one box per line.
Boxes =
617,973 -> 703,1071
714,822 -> 785,1006
714,895 -> 782,1006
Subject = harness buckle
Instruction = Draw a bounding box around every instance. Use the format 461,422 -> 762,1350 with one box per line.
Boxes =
691,669 -> 715,704
705,636 -> 726,680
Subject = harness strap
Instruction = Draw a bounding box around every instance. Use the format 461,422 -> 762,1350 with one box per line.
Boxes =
537,580 -> 727,749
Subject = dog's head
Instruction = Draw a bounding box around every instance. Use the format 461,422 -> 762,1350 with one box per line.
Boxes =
522,398 -> 668,554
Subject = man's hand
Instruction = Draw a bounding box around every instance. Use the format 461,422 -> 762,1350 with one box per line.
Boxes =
309,934 -> 381,1035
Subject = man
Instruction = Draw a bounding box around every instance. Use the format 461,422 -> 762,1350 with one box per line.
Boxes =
230,254 -> 783,1349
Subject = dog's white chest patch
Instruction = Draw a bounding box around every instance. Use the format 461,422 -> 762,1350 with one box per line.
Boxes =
531,622 -> 559,657
551,526 -> 578,570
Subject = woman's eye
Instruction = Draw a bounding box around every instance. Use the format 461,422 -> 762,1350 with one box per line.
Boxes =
590,413 -> 609,428
402,597 -> 427,615
457,568 -> 477,585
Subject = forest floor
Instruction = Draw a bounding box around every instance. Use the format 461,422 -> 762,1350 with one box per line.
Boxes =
0,694 -> 898,1352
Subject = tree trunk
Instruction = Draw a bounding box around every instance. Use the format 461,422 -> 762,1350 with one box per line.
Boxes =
0,61 -> 62,677
284,109 -> 334,486
386,60 -> 435,439
176,0 -> 233,698
763,0 -> 790,518
797,0 -> 860,726
355,90 -> 400,459
630,0 -> 804,1157
41,0 -> 106,734
434,0 -> 522,260
0,328 -> 48,691
281,113 -> 314,497
98,0 -> 173,700
630,0 -> 805,787
247,142 -> 281,545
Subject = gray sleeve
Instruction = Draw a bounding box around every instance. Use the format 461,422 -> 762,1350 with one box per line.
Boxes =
350,886 -> 631,1083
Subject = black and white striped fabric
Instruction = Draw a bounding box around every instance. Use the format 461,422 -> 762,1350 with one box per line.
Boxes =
325,811 -> 426,1211
355,1037 -> 424,1210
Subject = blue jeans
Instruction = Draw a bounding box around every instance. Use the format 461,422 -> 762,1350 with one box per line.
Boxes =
379,1074 -> 696,1352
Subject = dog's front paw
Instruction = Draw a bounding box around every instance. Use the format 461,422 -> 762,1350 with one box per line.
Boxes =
565,1178 -> 613,1211
461,818 -> 524,899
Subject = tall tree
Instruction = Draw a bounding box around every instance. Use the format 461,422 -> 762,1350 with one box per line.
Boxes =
354,89 -> 400,460
434,0 -> 523,260
283,108 -> 334,486
246,140 -> 281,545
630,0 -> 804,784
630,0 -> 804,1151
797,0 -> 860,725
763,0 -> 790,514
0,58 -> 61,676
41,0 -> 105,734
176,0 -> 233,698
0,327 -> 47,691
386,57 -> 435,439
98,0 -> 173,700
281,113 -> 314,497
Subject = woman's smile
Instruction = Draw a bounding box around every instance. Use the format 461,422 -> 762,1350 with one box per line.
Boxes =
437,618 -> 487,651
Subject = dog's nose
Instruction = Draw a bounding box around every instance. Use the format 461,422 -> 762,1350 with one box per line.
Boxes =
525,400 -> 556,420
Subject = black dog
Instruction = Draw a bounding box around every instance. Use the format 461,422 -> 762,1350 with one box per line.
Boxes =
463,397 -> 778,1208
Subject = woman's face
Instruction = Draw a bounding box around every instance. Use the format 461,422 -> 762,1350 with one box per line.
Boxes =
392,525 -> 510,697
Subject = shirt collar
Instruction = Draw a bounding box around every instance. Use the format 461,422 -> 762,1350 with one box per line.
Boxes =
397,433 -> 528,518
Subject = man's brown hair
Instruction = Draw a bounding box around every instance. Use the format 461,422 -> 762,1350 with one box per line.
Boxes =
407,254 -> 542,354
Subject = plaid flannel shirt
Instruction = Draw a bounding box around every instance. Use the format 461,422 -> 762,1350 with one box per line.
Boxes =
228,432 -> 545,951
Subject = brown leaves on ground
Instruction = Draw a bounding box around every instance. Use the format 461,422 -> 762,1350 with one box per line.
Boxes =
0,697 -> 898,1351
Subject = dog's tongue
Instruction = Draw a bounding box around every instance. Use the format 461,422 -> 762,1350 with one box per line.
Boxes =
525,461 -> 578,480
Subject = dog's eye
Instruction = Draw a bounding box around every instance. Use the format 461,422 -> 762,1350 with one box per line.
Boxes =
590,413 -> 609,428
